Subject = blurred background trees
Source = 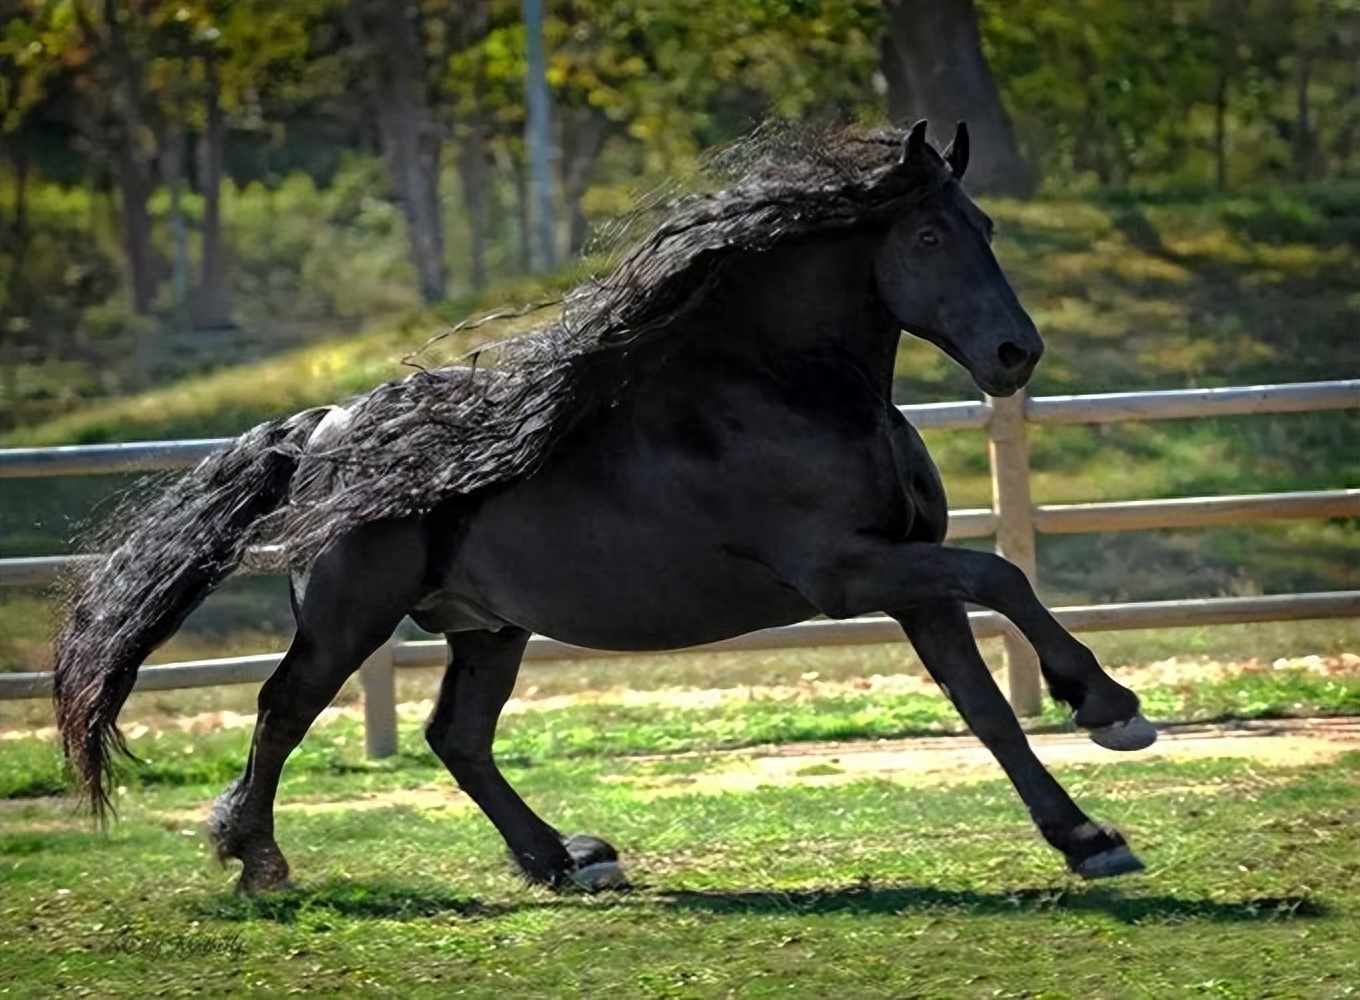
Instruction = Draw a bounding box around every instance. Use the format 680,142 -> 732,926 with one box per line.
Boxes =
1,0 -> 1357,421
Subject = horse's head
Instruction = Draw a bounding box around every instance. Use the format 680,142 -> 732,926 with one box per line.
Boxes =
872,121 -> 1042,397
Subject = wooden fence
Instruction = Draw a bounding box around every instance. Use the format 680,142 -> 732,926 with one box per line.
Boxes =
2,379 -> 1357,757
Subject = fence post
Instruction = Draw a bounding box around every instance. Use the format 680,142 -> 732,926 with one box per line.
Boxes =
360,636 -> 398,759
987,390 -> 1043,717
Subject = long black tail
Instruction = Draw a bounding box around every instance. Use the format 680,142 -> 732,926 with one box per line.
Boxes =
53,408 -> 327,821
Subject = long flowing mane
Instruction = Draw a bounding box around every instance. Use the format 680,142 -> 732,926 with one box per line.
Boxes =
266,124 -> 953,560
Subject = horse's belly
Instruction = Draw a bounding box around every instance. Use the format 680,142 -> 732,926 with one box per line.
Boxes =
435,498 -> 817,650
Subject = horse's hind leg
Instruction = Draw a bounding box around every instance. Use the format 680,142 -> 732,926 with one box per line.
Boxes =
425,627 -> 626,890
813,542 -> 1153,749
894,601 -> 1144,879
207,525 -> 424,894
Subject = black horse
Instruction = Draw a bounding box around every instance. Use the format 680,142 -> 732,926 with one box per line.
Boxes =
54,122 -> 1155,895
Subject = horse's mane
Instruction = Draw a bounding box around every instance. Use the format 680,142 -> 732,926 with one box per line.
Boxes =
271,124 -> 953,560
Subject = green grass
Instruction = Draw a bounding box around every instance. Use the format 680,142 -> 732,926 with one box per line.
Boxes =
1,743 -> 1355,998
2,664 -> 1355,997
2,667 -> 1354,802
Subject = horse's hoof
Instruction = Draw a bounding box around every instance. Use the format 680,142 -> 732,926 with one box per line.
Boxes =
563,833 -> 618,865
234,875 -> 295,896
568,860 -> 630,892
1073,844 -> 1146,880
1088,714 -> 1157,751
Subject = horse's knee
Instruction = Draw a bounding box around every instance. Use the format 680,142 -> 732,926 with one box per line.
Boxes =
973,551 -> 1034,600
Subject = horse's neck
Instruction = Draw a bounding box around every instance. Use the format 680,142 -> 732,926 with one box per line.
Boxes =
693,233 -> 898,386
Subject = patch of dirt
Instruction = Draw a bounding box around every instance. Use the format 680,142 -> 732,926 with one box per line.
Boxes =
4,654 -> 1355,821
631,716 -> 1360,798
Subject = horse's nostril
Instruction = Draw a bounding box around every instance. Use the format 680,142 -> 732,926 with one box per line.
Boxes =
997,341 -> 1030,370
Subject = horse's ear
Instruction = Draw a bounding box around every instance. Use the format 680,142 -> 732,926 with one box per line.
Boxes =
900,119 -> 929,165
944,121 -> 969,180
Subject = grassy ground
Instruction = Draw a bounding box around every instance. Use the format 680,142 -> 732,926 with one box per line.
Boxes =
2,659 -> 1357,800
2,740 -> 1355,998
3,661 -> 1355,997
5,661 -> 1354,800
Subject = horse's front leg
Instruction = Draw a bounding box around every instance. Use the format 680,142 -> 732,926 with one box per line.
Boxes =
801,540 -> 1155,749
895,601 -> 1144,878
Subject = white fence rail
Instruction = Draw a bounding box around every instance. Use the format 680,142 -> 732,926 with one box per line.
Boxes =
2,379 -> 1357,757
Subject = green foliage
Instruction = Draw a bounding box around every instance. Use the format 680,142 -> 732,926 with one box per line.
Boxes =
447,0 -> 883,162
981,0 -> 1360,189
223,155 -> 421,326
5,0 -> 1358,395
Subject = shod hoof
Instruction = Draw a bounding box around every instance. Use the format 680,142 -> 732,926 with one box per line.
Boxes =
568,860 -> 631,892
1088,714 -> 1157,752
1072,844 -> 1146,881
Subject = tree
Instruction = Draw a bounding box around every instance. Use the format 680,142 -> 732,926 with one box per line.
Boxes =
66,0 -> 161,314
445,0 -> 494,288
183,0 -> 328,328
443,0 -> 884,268
879,0 -> 1035,196
344,0 -> 448,302
521,0 -> 555,272
0,0 -> 66,327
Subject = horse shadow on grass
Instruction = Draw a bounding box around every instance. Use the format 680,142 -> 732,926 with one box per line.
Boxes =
659,881 -> 1327,925
189,880 -> 519,925
188,878 -> 1325,928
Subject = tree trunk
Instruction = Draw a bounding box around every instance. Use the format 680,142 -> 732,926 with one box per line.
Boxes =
1334,39 -> 1360,172
1211,0 -> 1239,193
878,32 -> 913,125
346,0 -> 447,303
195,49 -> 233,329
1292,51 -> 1314,181
879,0 -> 1035,196
522,0 -> 557,272
4,140 -> 30,313
449,0 -> 492,289
558,106 -> 608,257
161,120 -> 190,306
501,145 -> 533,274
1213,70 -> 1228,191
114,148 -> 157,314
100,0 -> 159,314
456,120 -> 492,289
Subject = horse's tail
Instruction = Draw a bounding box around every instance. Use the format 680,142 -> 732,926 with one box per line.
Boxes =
53,408 -> 328,822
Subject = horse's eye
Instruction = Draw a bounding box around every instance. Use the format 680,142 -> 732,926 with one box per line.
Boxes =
918,229 -> 941,248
